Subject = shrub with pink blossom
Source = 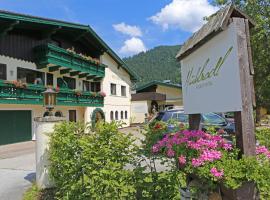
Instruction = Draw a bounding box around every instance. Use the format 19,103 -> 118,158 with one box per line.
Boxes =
151,129 -> 270,199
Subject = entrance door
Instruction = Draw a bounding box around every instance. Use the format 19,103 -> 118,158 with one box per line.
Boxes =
0,110 -> 32,145
69,110 -> 76,122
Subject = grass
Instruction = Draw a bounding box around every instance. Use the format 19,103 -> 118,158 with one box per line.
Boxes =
23,183 -> 56,200
23,184 -> 39,200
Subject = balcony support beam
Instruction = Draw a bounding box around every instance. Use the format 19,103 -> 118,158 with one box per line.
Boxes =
87,75 -> 96,80
41,26 -> 61,39
73,30 -> 89,42
70,71 -> 80,77
79,73 -> 88,78
60,68 -> 71,75
0,20 -> 20,37
49,65 -> 60,72
37,64 -> 48,69
93,77 -> 102,81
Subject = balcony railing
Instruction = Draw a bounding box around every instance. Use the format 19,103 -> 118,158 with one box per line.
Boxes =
0,80 -> 104,107
33,44 -> 106,79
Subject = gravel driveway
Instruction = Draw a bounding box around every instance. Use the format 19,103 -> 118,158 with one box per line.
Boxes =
0,141 -> 35,200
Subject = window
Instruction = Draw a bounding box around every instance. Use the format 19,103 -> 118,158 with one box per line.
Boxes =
121,111 -> 123,119
121,86 -> 126,96
69,110 -> 76,122
83,80 -> 90,91
111,83 -> 116,95
57,76 -> 76,89
115,111 -> 118,120
172,112 -> 189,123
110,111 -> 114,121
46,73 -> 54,86
43,111 -> 50,117
17,67 -> 44,85
55,111 -> 63,117
125,111 -> 128,119
0,64 -> 6,80
91,82 -> 101,92
202,113 -> 226,125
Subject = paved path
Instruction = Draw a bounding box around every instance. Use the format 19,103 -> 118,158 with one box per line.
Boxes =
0,141 -> 35,200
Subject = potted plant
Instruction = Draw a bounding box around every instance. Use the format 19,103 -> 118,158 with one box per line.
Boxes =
11,80 -> 27,88
74,89 -> 82,97
98,91 -> 106,97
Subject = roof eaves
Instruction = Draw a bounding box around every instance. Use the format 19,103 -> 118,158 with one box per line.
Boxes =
176,4 -> 255,60
0,9 -> 89,30
136,80 -> 182,92
86,25 -> 139,80
0,10 -> 138,80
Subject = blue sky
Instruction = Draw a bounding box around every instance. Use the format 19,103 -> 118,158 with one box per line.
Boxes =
0,0 -> 219,58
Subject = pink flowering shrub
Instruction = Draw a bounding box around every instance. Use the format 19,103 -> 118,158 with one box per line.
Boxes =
152,130 -> 233,178
256,145 -> 270,159
98,91 -> 106,97
210,167 -> 224,178
151,129 -> 270,199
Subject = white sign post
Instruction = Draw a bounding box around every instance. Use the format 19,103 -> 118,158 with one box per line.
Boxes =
181,22 -> 242,114
177,5 -> 257,199
177,8 -> 256,156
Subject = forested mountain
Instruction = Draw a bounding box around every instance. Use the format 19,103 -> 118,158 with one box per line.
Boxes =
123,45 -> 181,87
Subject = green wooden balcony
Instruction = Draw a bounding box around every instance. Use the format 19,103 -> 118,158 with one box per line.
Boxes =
0,80 -> 104,107
33,44 -> 106,80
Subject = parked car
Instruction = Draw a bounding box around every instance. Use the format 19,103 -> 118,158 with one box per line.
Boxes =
151,108 -> 235,134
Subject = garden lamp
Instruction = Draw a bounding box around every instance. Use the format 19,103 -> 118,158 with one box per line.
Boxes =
43,88 -> 57,116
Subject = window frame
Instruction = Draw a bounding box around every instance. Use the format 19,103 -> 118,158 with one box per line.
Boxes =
121,85 -> 127,97
110,83 -> 117,95
0,64 -> 7,80
57,76 -> 76,89
46,73 -> 54,86
83,80 -> 90,92
115,111 -> 119,120
17,67 -> 44,85
110,111 -> 114,121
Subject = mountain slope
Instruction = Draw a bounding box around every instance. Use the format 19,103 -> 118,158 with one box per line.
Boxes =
123,45 -> 181,86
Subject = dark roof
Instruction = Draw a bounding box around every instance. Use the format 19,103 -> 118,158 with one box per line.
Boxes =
176,4 -> 255,60
136,80 -> 182,92
0,9 -> 138,80
131,92 -> 166,101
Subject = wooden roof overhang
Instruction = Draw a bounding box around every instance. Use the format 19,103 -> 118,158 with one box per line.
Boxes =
176,4 -> 255,61
0,10 -> 138,80
131,92 -> 166,101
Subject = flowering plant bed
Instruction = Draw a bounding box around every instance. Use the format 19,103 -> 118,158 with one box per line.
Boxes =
4,80 -> 27,88
150,127 -> 270,199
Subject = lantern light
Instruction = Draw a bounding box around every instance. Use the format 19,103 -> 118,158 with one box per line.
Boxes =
42,88 -> 57,116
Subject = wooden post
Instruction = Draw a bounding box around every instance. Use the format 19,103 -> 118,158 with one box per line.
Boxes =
233,17 -> 256,156
189,114 -> 201,130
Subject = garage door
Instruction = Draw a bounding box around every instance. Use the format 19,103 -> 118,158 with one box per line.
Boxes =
0,110 -> 32,145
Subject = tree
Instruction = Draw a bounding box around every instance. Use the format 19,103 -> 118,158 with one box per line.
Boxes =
213,1 -> 270,120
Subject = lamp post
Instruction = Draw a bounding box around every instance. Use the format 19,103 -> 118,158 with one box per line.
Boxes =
42,88 -> 57,116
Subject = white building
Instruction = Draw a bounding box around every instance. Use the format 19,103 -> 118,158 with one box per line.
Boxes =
0,10 -> 137,145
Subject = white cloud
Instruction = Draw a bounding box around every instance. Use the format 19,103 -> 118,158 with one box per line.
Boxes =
120,37 -> 147,56
113,22 -> 142,37
149,0 -> 218,32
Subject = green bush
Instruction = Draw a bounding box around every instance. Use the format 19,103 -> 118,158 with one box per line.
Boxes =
49,121 -> 137,200
256,128 -> 270,148
49,121 -> 184,199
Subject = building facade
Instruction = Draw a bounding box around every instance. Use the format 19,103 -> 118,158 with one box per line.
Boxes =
131,81 -> 182,124
0,10 -> 137,145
